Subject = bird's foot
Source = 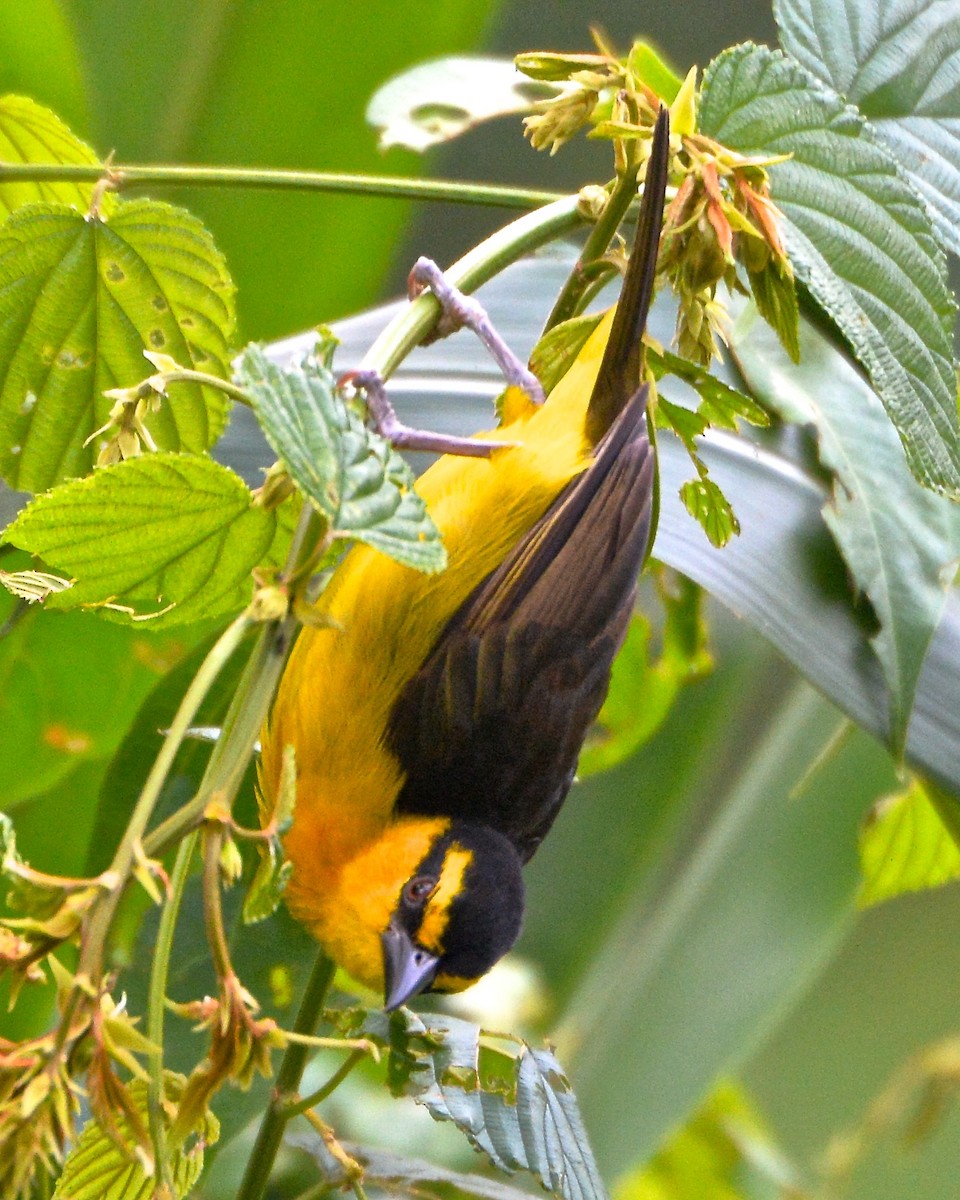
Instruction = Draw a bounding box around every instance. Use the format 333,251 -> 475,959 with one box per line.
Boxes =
407,256 -> 545,406
341,369 -> 518,459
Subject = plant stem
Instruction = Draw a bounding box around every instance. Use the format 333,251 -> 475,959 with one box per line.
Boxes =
543,162 -> 642,333
281,1048 -> 368,1117
237,950 -> 337,1200
360,193 -> 585,383
146,829 -> 199,1191
76,612 -> 253,982
0,161 -> 562,210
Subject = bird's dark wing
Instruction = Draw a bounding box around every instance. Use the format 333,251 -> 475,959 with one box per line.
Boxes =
389,390 -> 654,861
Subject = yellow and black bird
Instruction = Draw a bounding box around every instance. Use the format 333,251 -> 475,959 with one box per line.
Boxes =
260,109 -> 670,1010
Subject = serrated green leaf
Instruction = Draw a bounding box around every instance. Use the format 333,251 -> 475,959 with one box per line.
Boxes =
367,57 -> 554,152
0,199 -> 236,491
0,95 -> 104,220
5,454 -> 275,626
656,398 -> 709,456
237,344 -> 446,573
680,475 -> 740,548
581,575 -> 713,777
346,1008 -> 607,1200
775,0 -> 960,258
748,254 -> 799,363
859,777 -> 960,908
52,1075 -> 219,1200
730,296 -> 958,752
700,43 -> 960,497
530,311 -> 603,398
651,349 -> 770,432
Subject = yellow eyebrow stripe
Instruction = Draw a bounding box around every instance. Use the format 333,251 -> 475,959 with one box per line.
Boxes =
416,844 -> 473,954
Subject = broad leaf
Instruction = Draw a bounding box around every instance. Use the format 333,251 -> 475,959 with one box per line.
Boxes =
5,454 -> 275,626
367,56 -> 555,152
288,1132 -> 539,1200
52,1075 -> 219,1200
859,777 -> 960,908
614,1082 -> 801,1200
338,1008 -> 607,1200
237,344 -> 446,573
0,199 -> 235,491
0,94 -> 103,219
729,297 -> 958,752
700,43 -> 960,498
775,0 -> 960,258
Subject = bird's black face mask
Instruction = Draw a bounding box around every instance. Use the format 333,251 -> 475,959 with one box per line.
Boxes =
380,821 -> 525,1010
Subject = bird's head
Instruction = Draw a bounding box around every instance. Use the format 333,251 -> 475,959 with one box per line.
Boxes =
322,816 -> 525,1009
380,819 -> 526,1009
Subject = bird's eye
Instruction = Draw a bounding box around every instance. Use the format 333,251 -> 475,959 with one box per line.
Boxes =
403,876 -> 436,906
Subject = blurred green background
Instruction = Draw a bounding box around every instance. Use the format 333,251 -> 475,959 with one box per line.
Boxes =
0,2 -> 958,1198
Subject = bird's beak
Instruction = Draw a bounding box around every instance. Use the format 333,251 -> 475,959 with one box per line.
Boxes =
381,923 -> 440,1010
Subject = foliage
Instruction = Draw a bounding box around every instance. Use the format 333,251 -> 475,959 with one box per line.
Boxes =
0,4 -> 958,1200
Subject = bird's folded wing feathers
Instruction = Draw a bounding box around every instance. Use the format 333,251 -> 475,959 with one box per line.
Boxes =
389,390 -> 655,859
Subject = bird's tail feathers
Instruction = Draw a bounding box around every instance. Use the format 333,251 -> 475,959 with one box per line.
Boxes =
585,106 -> 670,442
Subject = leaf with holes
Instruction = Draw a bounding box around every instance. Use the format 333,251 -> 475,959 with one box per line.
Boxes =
366,57 -> 556,152
775,0 -> 960,259
859,776 -> 960,908
4,454 -> 275,626
0,199 -> 235,491
700,43 -> 960,497
237,343 -> 445,573
333,1008 -> 607,1200
0,94 -> 106,220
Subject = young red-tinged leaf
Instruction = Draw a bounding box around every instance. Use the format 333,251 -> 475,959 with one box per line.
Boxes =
5,454 -> 275,627
859,777 -> 960,908
0,199 -> 235,491
0,95 -> 106,220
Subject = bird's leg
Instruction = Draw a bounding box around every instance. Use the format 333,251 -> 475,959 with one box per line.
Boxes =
408,257 -> 545,406
342,369 -> 518,459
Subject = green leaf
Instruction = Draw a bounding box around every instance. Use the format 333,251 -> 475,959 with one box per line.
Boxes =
626,42 -> 684,104
530,311 -> 602,398
680,475 -> 740,548
774,0 -> 960,258
287,1134 -> 540,1200
367,56 -> 555,152
650,350 -> 770,430
52,1075 -> 219,1200
5,454 -> 275,626
341,1008 -> 607,1200
859,777 -> 960,908
700,43 -> 960,498
0,199 -> 235,491
729,297 -> 958,752
614,1081 -> 801,1200
0,95 -> 103,220
580,575 -> 713,778
748,254 -> 800,363
237,344 -> 446,573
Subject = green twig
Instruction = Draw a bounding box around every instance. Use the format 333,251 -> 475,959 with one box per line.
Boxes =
146,829 -> 199,1192
0,160 -> 561,210
543,161 -> 642,333
360,193 -> 585,383
237,950 -> 337,1200
281,1048 -> 369,1118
